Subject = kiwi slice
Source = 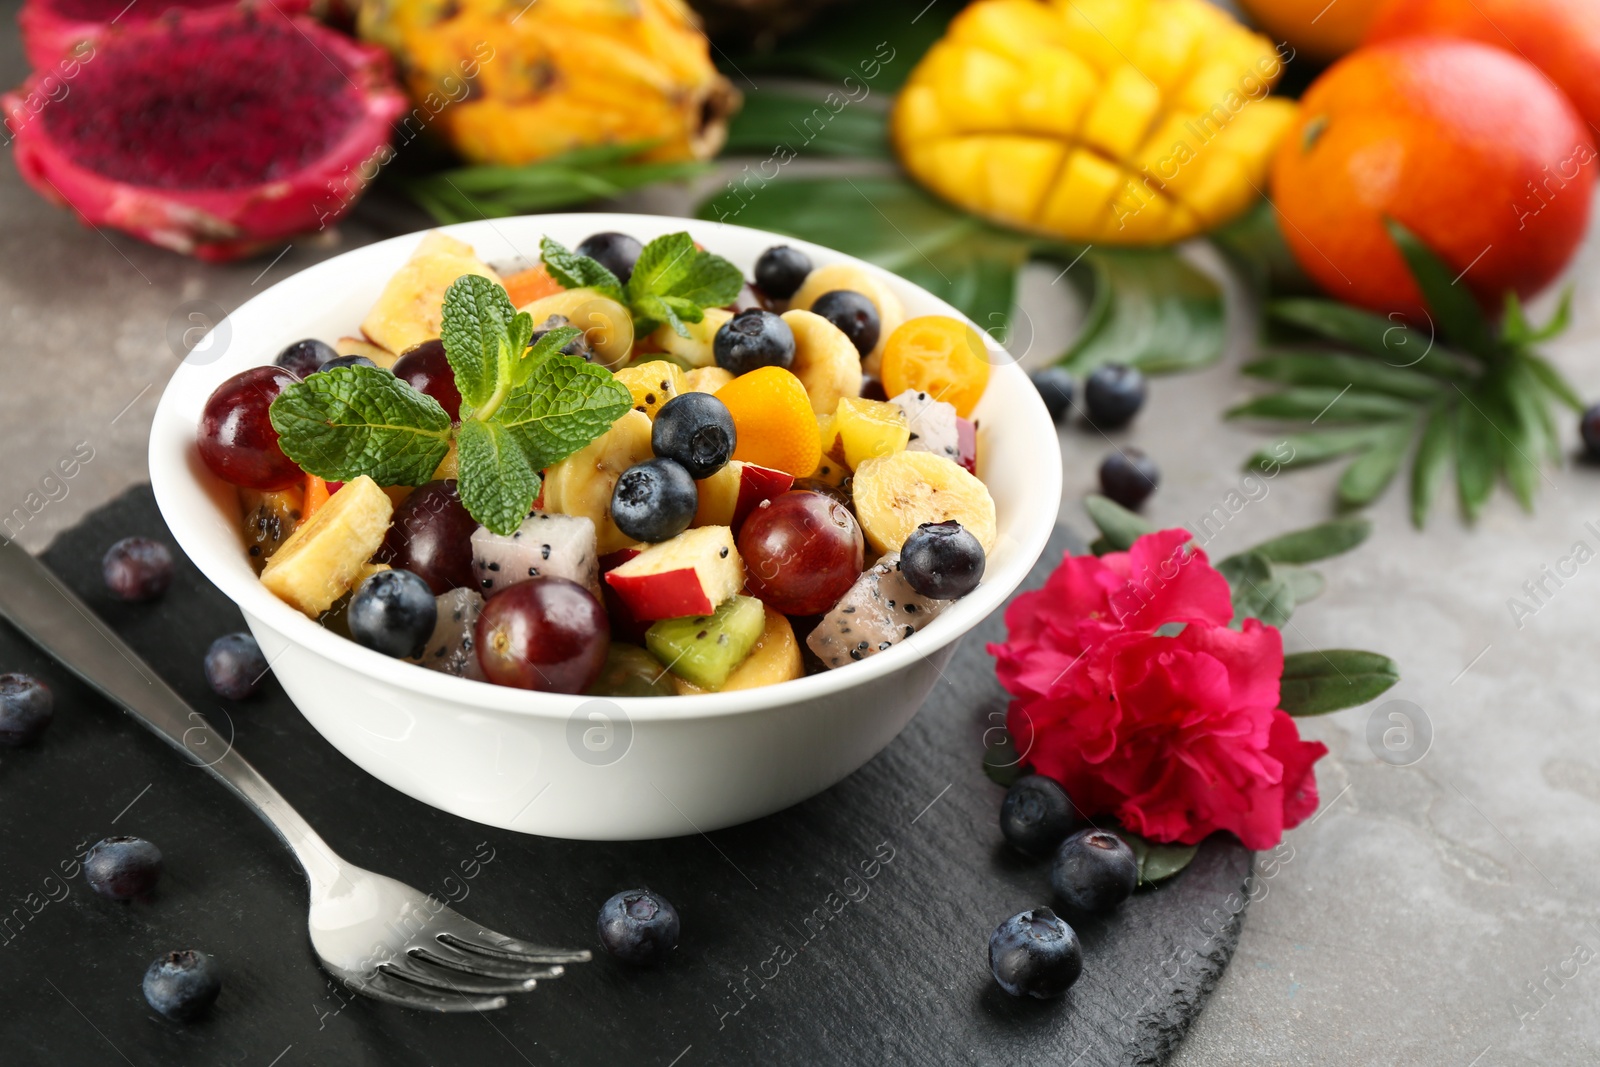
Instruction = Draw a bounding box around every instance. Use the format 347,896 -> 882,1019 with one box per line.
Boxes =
587,644 -> 677,698
646,596 -> 766,691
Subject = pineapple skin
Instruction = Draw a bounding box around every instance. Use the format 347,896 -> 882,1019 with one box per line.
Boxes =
890,0 -> 1298,245
357,0 -> 740,166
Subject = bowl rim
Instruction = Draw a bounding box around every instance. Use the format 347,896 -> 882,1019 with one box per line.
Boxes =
148,212 -> 1062,723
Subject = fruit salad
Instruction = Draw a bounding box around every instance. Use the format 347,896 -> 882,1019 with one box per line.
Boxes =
195,229 -> 1000,697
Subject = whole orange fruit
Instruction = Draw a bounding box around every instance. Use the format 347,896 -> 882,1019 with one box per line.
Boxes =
1367,0 -> 1600,130
1236,0 -> 1387,62
1270,38 -> 1594,321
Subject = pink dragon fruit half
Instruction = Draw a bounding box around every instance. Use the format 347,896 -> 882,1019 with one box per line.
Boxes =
17,0 -> 313,70
3,4 -> 407,261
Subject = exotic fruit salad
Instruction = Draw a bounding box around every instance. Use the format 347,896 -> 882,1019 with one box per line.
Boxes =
195,231 -> 1000,696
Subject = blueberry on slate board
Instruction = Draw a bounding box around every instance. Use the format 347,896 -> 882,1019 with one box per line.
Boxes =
989,908 -> 1083,999
102,536 -> 173,602
1000,775 -> 1080,857
1052,829 -> 1138,914
204,633 -> 268,700
143,950 -> 222,1021
0,672 -> 53,746
84,836 -> 163,901
597,888 -> 680,964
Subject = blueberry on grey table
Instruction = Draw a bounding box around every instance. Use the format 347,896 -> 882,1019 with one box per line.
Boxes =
101,536 -> 174,602
143,950 -> 222,1022
1051,829 -> 1138,914
900,520 -> 985,600
754,244 -> 812,300
576,231 -> 644,284
810,289 -> 881,359
347,569 -> 437,658
597,888 -> 680,965
652,392 -> 736,479
1581,402 -> 1600,459
1000,775 -> 1081,857
1098,448 -> 1160,511
610,458 -> 698,543
204,633 -> 268,700
84,836 -> 163,901
273,338 -> 336,378
715,309 -> 795,375
1029,367 -> 1074,424
988,908 -> 1083,999
1083,364 -> 1147,429
0,672 -> 52,746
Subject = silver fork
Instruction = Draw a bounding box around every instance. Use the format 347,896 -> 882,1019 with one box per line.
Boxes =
0,535 -> 588,1011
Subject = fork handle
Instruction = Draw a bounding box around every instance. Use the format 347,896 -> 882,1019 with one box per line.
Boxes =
0,535 -> 343,888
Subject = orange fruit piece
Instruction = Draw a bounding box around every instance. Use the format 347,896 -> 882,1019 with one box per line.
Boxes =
502,264 -> 563,307
715,367 -> 821,477
880,316 -> 992,418
1270,38 -> 1593,321
303,474 -> 332,518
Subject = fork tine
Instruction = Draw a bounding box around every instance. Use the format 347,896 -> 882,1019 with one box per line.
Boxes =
438,930 -> 593,965
362,971 -> 509,1013
379,960 -> 539,997
410,946 -> 566,982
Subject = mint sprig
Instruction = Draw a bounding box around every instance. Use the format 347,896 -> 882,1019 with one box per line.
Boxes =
269,274 -> 631,535
539,232 -> 744,338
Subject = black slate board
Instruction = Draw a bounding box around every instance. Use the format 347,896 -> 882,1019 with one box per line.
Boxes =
0,486 -> 1251,1067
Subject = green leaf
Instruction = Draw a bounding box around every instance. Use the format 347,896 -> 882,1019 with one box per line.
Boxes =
1219,551 -> 1295,628
1277,564 -> 1325,605
1279,650 -> 1400,715
1226,388 -> 1417,424
982,734 -> 1029,788
539,236 -> 624,301
1243,517 -> 1372,564
719,1 -> 950,94
517,325 -> 582,382
1454,397 -> 1497,522
268,366 -> 452,486
1243,351 -> 1442,400
1083,494 -> 1154,553
1523,352 -> 1585,413
1385,219 -> 1496,358
1245,426 -> 1398,472
1269,298 -> 1437,364
722,88 -> 891,159
1410,404 -> 1452,528
1527,286 -> 1573,343
1055,247 -> 1225,376
625,232 -> 744,334
1337,422 -> 1413,508
440,274 -> 521,414
493,355 -> 633,472
1121,831 -> 1200,885
455,419 -> 543,537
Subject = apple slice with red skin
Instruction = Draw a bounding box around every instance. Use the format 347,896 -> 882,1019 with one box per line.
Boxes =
693,461 -> 794,531
604,526 -> 746,621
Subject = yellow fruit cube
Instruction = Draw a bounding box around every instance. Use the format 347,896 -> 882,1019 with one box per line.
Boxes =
977,136 -> 1065,228
1037,150 -> 1125,236
1015,48 -> 1098,137
613,360 -> 687,419
935,45 -> 1022,130
1081,65 -> 1164,163
894,84 -> 949,145
1055,0 -> 1147,74
833,396 -> 910,470
949,0 -> 1066,59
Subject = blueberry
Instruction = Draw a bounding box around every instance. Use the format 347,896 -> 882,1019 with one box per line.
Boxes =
652,393 -> 736,479
714,309 -> 795,375
530,314 -> 593,360
988,908 -> 1082,999
1098,448 -> 1160,511
273,338 -> 336,378
1051,828 -> 1138,913
1029,367 -> 1074,423
859,375 -> 888,402
204,633 -> 267,700
900,520 -> 984,600
1000,775 -> 1081,857
1083,364 -> 1146,428
611,458 -> 698,543
1581,403 -> 1600,460
102,537 -> 174,602
142,949 -> 221,1021
0,673 -> 52,746
576,231 -> 644,284
597,888 -> 679,965
348,569 -> 437,658
84,836 -> 163,901
320,354 -> 379,372
809,290 -> 880,359
753,245 -> 812,300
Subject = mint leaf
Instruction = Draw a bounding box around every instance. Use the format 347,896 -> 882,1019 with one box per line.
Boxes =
625,232 -> 743,334
441,274 -> 522,414
455,418 -> 543,536
494,355 -> 633,470
515,325 -> 583,386
269,366 -> 452,486
540,236 -> 623,300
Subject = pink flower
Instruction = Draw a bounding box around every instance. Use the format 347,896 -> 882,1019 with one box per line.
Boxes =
989,530 -> 1327,850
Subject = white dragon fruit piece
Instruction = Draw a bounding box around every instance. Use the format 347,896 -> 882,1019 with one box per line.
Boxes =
806,552 -> 953,669
409,588 -> 485,680
470,512 -> 600,598
888,389 -> 961,463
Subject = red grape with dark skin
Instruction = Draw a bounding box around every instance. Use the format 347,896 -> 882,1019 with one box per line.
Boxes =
198,366 -> 303,490
392,339 -> 462,421
739,490 -> 864,616
377,480 -> 476,595
475,577 -> 610,693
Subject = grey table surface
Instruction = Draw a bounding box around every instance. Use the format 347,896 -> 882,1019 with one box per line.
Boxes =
2,7 -> 1599,1063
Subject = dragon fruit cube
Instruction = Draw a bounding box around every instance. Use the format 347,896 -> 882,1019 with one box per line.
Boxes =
409,588 -> 485,680
806,552 -> 953,668
889,389 -> 960,463
471,512 -> 600,598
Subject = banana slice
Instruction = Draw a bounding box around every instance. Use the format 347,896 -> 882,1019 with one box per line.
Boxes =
684,366 -> 734,394
782,309 -> 863,415
790,263 -> 906,378
519,288 -> 634,369
361,233 -> 501,355
650,307 -> 733,369
541,409 -> 655,554
852,449 -> 997,555
261,475 -> 394,617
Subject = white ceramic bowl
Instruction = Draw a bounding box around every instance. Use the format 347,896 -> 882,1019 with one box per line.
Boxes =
149,213 -> 1061,840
